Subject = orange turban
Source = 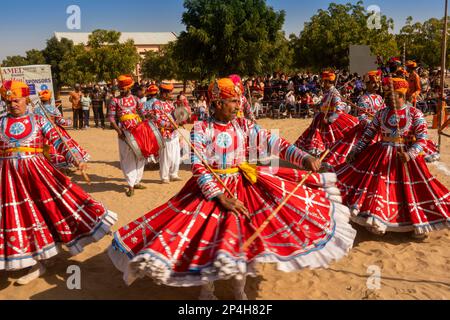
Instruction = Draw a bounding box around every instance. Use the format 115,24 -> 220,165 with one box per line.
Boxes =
364,70 -> 381,83
383,77 -> 409,95
146,84 -> 159,95
321,71 -> 336,82
396,67 -> 408,75
208,78 -> 239,101
406,60 -> 417,69
160,82 -> 174,92
117,75 -> 134,90
229,74 -> 244,95
0,80 -> 30,101
39,89 -> 52,102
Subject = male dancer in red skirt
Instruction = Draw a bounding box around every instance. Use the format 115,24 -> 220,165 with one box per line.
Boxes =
109,75 -> 148,197
36,89 -> 90,170
108,78 -> 356,300
295,71 -> 359,159
340,78 -> 449,238
0,80 -> 117,285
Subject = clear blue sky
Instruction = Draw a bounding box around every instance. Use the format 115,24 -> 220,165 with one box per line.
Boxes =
0,0 -> 447,60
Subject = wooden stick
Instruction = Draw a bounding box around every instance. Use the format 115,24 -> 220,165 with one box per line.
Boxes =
0,64 -> 90,184
341,97 -> 376,118
31,100 -> 91,185
164,109 -> 235,198
242,149 -> 330,251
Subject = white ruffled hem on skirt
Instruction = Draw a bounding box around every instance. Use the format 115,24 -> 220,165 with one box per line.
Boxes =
0,210 -> 117,271
108,173 -> 357,287
350,207 -> 450,235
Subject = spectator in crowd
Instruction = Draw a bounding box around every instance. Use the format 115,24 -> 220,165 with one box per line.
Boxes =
197,95 -> 208,120
69,84 -> 83,130
285,90 -> 296,118
136,85 -> 147,105
91,84 -> 106,129
80,89 -> 92,129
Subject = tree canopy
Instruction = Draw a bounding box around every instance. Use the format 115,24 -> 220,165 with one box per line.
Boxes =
173,0 -> 292,79
290,1 -> 399,70
59,29 -> 140,86
396,16 -> 450,68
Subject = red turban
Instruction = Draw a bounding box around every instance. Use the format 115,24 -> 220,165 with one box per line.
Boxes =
321,71 -> 336,82
146,84 -> 159,95
160,82 -> 174,92
39,89 -> 52,102
0,80 -> 30,101
208,78 -> 239,101
117,75 -> 134,90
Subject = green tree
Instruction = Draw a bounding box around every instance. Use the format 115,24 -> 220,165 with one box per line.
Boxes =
86,29 -> 140,82
2,49 -> 46,67
290,1 -> 399,70
141,43 -> 178,81
396,16 -> 449,68
2,55 -> 29,67
60,44 -> 96,86
24,49 -> 46,65
175,0 -> 291,79
59,29 -> 140,85
42,36 -> 75,94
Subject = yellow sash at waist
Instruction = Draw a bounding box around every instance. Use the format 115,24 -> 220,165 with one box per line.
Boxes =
382,136 -> 416,143
213,162 -> 258,184
120,114 -> 141,123
321,106 -> 335,113
1,147 -> 44,155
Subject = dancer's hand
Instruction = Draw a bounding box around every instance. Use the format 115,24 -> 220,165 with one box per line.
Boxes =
303,156 -> 321,172
346,151 -> 357,163
78,162 -> 88,171
398,151 -> 411,163
217,194 -> 249,217
117,129 -> 125,140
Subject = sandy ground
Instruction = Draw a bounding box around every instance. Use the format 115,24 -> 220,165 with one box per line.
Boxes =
0,107 -> 449,300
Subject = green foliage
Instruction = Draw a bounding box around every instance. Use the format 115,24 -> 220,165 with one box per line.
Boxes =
141,42 -> 178,81
2,55 -> 29,67
396,16 -> 449,68
2,49 -> 45,67
175,0 -> 292,79
291,1 -> 399,70
42,36 -> 75,92
60,44 -> 96,86
59,29 -> 140,86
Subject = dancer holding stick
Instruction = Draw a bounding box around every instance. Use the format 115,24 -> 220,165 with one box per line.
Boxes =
108,77 -> 355,300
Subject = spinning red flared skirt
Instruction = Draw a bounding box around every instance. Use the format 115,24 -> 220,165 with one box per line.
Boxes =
44,126 -> 90,169
323,122 -> 368,169
335,143 -> 450,234
0,155 -> 117,270
295,112 -> 359,157
108,167 -> 356,287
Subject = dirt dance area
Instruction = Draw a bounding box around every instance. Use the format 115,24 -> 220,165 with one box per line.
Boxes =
0,113 -> 449,300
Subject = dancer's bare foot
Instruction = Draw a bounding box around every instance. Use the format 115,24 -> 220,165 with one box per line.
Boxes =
199,283 -> 218,300
412,232 -> 429,240
367,226 -> 385,236
126,187 -> 135,197
134,184 -> 147,190
233,278 -> 248,300
16,263 -> 46,286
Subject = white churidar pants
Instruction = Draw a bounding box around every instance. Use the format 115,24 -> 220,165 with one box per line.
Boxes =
119,138 -> 145,187
159,134 -> 180,181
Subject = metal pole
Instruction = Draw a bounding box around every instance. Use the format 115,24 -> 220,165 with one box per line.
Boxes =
438,0 -> 448,149
403,42 -> 406,67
